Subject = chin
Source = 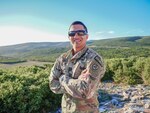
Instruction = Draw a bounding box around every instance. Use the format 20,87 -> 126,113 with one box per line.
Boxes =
74,42 -> 81,46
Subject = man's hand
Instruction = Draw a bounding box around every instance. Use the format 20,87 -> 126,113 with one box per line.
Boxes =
78,69 -> 91,80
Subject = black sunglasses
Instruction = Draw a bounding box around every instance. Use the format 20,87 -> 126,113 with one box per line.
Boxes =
68,30 -> 87,37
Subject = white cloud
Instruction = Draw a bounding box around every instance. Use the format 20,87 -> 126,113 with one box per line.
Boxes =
92,30 -> 116,40
95,31 -> 104,34
108,31 -> 115,34
95,30 -> 115,35
0,26 -> 67,46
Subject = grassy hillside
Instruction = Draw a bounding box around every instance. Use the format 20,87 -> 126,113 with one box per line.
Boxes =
0,36 -> 150,62
91,36 -> 150,47
0,56 -> 26,63
0,42 -> 70,56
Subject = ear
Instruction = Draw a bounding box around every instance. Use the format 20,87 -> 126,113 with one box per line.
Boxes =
86,34 -> 89,40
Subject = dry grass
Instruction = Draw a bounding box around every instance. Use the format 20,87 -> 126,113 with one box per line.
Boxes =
0,61 -> 52,69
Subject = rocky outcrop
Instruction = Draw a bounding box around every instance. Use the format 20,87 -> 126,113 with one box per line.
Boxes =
99,82 -> 150,113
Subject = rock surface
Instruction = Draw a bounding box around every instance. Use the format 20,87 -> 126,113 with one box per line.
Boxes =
99,82 -> 150,113
54,82 -> 150,113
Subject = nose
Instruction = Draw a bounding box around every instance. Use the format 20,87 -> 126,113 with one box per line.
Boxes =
73,33 -> 79,39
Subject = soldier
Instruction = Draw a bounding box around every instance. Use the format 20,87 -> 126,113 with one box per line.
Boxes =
49,21 -> 105,113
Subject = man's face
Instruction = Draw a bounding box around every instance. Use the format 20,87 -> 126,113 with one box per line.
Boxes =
68,24 -> 88,50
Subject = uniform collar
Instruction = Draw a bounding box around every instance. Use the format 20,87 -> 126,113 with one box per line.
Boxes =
68,46 -> 88,61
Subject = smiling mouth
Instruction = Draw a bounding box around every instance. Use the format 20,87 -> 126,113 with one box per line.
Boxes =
74,39 -> 82,43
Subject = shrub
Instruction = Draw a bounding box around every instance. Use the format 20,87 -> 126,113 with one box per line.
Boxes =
0,65 -> 62,113
142,59 -> 150,84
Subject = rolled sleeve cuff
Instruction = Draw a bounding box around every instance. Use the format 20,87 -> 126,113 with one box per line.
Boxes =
59,74 -> 66,85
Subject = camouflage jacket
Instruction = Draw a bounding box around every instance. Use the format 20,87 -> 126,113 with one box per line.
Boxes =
49,46 -> 105,113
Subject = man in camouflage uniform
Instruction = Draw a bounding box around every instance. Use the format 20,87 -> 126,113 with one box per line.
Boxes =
49,21 -> 105,113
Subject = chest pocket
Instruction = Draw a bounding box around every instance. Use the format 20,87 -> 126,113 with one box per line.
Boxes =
72,59 -> 87,79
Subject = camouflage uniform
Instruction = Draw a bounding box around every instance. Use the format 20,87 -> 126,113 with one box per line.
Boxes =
49,46 -> 105,113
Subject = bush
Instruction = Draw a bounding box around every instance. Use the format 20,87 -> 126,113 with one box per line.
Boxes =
142,59 -> 150,84
134,57 -> 150,84
0,65 -> 62,113
101,63 -> 114,81
103,57 -> 149,85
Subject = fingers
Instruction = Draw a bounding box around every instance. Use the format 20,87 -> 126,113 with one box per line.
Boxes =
81,69 -> 87,74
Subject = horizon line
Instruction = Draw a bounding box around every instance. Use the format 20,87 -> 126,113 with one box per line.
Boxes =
0,35 -> 149,47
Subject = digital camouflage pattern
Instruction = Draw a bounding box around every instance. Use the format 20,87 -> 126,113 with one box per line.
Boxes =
49,46 -> 105,113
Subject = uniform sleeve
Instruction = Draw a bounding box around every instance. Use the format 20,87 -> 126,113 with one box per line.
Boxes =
59,55 -> 105,99
49,58 -> 66,94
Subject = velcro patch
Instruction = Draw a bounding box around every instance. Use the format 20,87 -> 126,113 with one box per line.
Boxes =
94,56 -> 103,67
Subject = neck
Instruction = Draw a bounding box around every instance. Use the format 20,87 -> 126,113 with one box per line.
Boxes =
72,46 -> 86,55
